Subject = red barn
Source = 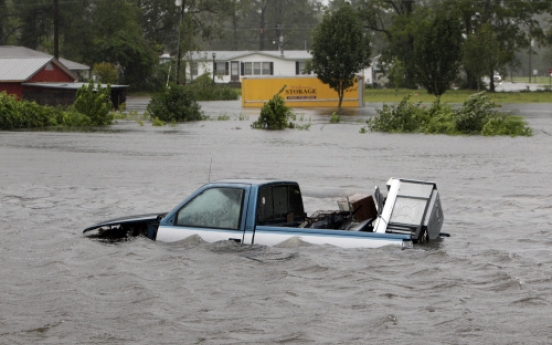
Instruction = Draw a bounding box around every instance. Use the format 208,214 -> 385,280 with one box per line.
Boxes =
0,46 -> 78,99
0,46 -> 126,108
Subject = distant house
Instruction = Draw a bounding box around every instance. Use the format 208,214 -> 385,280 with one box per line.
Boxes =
58,57 -> 91,81
182,50 -> 312,84
182,50 -> 374,85
0,46 -> 126,108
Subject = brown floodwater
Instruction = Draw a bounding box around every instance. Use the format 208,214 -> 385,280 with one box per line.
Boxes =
1,100 -> 552,344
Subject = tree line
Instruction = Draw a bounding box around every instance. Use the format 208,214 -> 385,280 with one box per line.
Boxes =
1,0 -> 551,92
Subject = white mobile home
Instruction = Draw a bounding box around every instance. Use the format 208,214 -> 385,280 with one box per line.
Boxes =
183,50 -> 310,83
180,50 -> 374,85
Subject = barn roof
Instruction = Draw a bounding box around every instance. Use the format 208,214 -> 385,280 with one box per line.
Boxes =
0,46 -> 82,82
0,58 -> 54,82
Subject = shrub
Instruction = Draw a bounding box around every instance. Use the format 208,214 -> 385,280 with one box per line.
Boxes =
453,92 -> 498,134
147,83 -> 204,122
16,100 -> 54,128
53,106 -> 91,127
151,116 -> 165,126
1,92 -> 58,129
73,82 -> 114,125
364,92 -> 532,136
423,100 -> 457,134
187,73 -> 239,101
424,112 -> 456,134
481,114 -> 533,137
0,92 -> 20,129
330,112 -> 341,123
251,86 -> 295,129
0,92 -> 91,130
366,94 -> 425,133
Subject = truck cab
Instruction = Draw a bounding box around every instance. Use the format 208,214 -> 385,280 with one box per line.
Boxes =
156,179 -> 305,244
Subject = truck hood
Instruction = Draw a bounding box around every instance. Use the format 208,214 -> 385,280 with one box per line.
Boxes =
83,213 -> 167,233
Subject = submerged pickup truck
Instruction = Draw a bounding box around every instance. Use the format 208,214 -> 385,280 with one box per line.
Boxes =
83,178 -> 445,249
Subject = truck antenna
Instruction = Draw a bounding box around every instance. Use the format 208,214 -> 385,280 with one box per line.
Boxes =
209,157 -> 213,182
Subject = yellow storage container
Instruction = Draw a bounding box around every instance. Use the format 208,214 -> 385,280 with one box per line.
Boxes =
241,75 -> 364,108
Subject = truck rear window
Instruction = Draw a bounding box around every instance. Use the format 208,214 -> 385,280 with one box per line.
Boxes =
257,185 -> 305,224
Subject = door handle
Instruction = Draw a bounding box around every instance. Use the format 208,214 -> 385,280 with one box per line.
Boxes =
229,238 -> 242,243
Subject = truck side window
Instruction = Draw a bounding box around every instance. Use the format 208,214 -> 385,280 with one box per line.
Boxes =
176,187 -> 244,230
288,185 -> 305,217
273,186 -> 288,218
257,187 -> 274,222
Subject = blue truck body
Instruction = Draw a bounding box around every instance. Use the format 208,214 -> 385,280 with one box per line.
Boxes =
84,178 -> 444,249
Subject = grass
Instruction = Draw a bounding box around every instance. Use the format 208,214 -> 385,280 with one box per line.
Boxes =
365,88 -> 552,104
511,76 -> 552,84
130,83 -> 552,106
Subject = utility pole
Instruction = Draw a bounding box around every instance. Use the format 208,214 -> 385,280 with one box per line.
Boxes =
176,0 -> 186,84
276,24 -> 284,56
258,0 -> 268,51
53,0 -> 59,59
528,39 -> 532,83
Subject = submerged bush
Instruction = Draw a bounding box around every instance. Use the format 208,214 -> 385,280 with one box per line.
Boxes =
0,92 -> 92,130
453,92 -> 498,134
365,92 -> 532,136
147,83 -> 204,122
187,73 -> 239,101
73,82 -> 114,125
366,94 -> 426,133
422,100 -> 457,134
52,107 -> 91,126
481,114 -> 533,136
0,93 -> 49,129
424,111 -> 456,134
251,85 -> 295,129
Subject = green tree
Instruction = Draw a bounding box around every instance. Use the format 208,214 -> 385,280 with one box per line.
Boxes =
412,12 -> 462,97
91,30 -> 158,89
207,0 -> 322,51
311,4 -> 371,112
226,0 -> 254,50
10,0 -> 92,60
133,0 -> 180,50
356,0 -> 552,90
445,0 -> 552,90
462,22 -> 502,91
60,0 -> 157,89
356,0 -> 422,88
259,0 -> 322,51
13,0 -> 52,49
171,0 -> 236,83
0,0 -> 18,45
93,63 -> 120,84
